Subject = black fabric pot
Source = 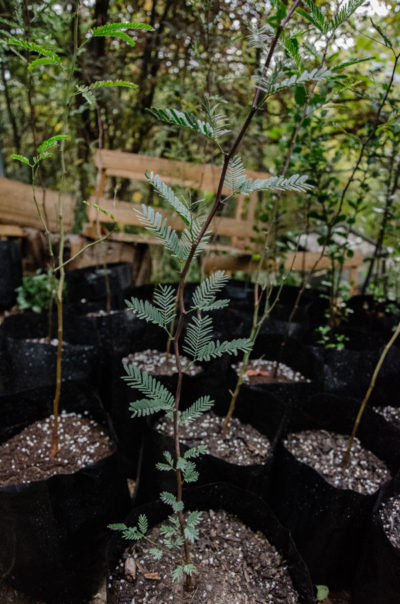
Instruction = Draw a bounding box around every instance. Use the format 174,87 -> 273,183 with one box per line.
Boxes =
225,334 -> 320,409
307,335 -> 400,402
135,391 -> 286,504
0,240 -> 22,311
2,312 -> 98,392
346,294 -> 400,337
62,309 -> 145,409
106,482 -> 315,604
270,393 -> 393,590
0,381 -> 131,604
352,474 -> 400,604
65,262 -> 134,309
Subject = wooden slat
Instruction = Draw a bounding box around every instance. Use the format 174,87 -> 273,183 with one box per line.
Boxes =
95,149 -> 271,196
0,177 -> 75,232
202,250 -> 364,274
0,224 -> 25,237
87,196 -> 256,239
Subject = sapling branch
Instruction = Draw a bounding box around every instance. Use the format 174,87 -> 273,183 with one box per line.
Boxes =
166,4 -> 301,587
343,321 -> 400,467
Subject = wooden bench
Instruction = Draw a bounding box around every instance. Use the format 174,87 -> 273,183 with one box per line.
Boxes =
84,149 -> 263,254
0,177 -> 75,233
84,150 -> 363,292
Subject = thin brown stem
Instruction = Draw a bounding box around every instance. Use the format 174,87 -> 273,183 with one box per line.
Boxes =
168,3 -> 301,587
343,321 -> 400,467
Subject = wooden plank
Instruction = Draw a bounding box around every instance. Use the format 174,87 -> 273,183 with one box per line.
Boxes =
95,149 -> 271,196
87,195 -> 256,239
0,177 -> 75,232
0,224 -> 25,237
202,250 -> 364,274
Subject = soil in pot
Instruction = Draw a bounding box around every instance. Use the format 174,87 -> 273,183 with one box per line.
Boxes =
107,483 -> 314,604
271,421 -> 391,590
109,509 -> 299,603
373,405 -> 400,429
157,411 -> 271,466
0,381 -> 130,604
136,409 -> 274,505
0,411 -> 114,487
284,430 -> 390,495
231,358 -> 310,386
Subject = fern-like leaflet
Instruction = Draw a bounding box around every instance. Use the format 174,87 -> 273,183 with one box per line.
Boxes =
239,173 -> 313,194
226,155 -> 247,193
255,67 -> 332,95
193,338 -> 253,362
146,107 -> 217,139
123,364 -> 174,417
146,171 -> 191,225
180,396 -> 214,424
183,315 -> 214,360
191,271 -> 229,311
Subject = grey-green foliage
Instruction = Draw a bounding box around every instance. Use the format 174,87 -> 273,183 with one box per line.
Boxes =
113,228 -> 252,577
16,269 -> 60,314
226,155 -> 313,195
134,173 -> 211,265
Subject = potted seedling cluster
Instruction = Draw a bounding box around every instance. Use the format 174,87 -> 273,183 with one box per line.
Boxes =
1,0 -> 400,602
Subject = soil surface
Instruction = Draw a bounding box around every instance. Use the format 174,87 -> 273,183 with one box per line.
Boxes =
232,359 -> 309,385
109,509 -> 299,603
123,349 -> 202,377
284,430 -> 390,495
379,494 -> 400,548
156,412 -> 271,466
374,405 -> 400,429
0,412 -> 114,487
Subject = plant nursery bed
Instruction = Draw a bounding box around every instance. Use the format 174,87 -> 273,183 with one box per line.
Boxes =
232,359 -> 309,385
109,509 -> 299,603
374,405 -> 400,430
156,411 -> 271,465
0,412 -> 114,486
284,430 -> 390,495
123,349 -> 202,377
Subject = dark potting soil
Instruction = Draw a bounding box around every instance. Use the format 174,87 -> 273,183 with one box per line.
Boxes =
374,405 -> 400,429
232,359 -> 309,385
0,412 -> 114,487
109,509 -> 299,603
26,338 -> 63,346
284,430 -> 390,495
156,411 -> 271,466
122,349 -> 202,377
379,494 -> 400,549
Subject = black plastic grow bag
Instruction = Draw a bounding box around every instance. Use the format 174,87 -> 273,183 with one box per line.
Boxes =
225,333 -> 320,409
106,482 -> 315,604
270,393 -> 394,590
2,312 -> 98,392
65,262 -> 134,308
0,381 -> 130,604
0,239 -> 22,311
352,473 -> 400,604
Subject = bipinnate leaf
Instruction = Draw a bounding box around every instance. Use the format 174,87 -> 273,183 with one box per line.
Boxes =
146,107 -> 217,139
180,397 -> 214,424
11,154 -> 30,166
145,171 -> 192,226
191,271 -> 229,311
37,135 -> 68,154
